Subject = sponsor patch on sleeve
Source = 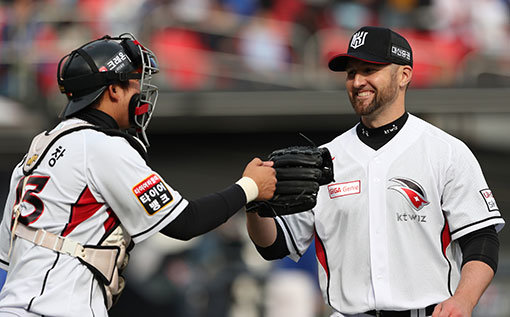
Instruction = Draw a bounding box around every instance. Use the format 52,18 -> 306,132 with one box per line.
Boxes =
480,189 -> 498,212
133,174 -> 173,215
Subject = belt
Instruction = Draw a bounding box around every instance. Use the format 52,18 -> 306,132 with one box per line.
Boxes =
365,304 -> 436,317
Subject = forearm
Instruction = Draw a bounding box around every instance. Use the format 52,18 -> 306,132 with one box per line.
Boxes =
433,238 -> 499,316
452,260 -> 494,310
247,213 -> 289,260
161,184 -> 246,240
246,212 -> 277,247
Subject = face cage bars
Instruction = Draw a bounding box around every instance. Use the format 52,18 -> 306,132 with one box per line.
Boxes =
122,33 -> 160,147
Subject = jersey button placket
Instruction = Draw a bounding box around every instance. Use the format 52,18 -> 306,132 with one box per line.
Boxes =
368,156 -> 391,307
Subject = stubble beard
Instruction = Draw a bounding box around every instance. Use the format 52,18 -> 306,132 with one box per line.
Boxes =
350,73 -> 399,117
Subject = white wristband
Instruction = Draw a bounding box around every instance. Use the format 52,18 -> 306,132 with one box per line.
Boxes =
236,177 -> 259,203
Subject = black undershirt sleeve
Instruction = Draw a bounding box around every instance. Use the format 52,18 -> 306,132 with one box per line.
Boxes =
160,184 -> 246,240
254,219 -> 290,260
457,225 -> 500,273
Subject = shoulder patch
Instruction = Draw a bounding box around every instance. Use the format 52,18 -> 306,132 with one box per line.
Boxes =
480,189 -> 498,212
133,174 -> 173,215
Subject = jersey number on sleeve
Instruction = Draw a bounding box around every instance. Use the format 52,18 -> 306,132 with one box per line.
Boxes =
14,175 -> 50,225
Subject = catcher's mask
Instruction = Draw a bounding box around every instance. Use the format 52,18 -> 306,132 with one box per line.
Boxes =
57,33 -> 159,146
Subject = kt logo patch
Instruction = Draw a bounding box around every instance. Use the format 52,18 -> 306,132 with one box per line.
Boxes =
388,177 -> 429,211
133,174 -> 173,215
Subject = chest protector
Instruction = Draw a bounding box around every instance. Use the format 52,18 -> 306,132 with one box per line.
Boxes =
11,122 -> 146,309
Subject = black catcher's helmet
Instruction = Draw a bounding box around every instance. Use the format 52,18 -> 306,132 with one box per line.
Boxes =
57,33 -> 159,146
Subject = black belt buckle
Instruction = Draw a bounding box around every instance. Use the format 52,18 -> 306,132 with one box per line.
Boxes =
365,304 -> 436,317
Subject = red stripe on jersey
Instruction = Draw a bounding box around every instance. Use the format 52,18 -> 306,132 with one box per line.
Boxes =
104,208 -> 119,233
441,219 -> 452,255
315,231 -> 329,278
62,187 -> 103,237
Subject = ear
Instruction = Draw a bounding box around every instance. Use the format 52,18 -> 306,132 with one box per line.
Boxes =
106,84 -> 121,102
399,66 -> 413,88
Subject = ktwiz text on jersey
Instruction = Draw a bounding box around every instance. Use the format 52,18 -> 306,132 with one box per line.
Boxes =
396,213 -> 427,223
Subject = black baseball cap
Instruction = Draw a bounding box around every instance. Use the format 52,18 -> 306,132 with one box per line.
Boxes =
328,26 -> 413,71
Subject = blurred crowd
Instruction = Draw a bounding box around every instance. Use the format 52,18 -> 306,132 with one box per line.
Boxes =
0,0 -> 509,114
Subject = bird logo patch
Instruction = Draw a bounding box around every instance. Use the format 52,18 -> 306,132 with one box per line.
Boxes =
388,177 -> 429,211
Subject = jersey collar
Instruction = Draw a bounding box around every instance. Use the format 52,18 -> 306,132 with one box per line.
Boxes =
73,108 -> 119,130
356,112 -> 409,150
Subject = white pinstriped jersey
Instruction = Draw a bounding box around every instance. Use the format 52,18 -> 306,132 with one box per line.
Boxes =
0,118 -> 189,317
277,114 -> 505,315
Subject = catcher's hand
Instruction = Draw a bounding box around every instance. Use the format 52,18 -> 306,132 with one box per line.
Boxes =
246,146 -> 334,217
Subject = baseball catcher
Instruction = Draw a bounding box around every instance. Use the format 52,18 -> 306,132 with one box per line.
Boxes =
247,145 -> 334,217
0,33 -> 276,317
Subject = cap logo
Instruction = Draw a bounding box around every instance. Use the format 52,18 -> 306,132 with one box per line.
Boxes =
350,31 -> 368,49
391,45 -> 411,62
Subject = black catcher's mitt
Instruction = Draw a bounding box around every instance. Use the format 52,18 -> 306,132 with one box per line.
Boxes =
247,146 -> 334,217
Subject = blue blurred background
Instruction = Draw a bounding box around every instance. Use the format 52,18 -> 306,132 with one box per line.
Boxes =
0,0 -> 509,316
